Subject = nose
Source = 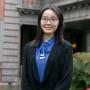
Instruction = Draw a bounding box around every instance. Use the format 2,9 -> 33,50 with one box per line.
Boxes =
46,20 -> 51,24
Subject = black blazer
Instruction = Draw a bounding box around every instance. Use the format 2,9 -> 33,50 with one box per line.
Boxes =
21,41 -> 73,90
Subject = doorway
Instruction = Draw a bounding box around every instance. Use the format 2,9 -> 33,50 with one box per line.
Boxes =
64,29 -> 86,53
20,24 -> 37,65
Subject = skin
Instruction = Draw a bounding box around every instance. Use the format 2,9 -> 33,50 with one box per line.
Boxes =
40,9 -> 59,42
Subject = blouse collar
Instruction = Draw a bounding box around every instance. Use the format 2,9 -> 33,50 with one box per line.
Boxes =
42,36 -> 55,46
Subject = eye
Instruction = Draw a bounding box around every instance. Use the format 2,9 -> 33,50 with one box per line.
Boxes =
51,18 -> 58,21
42,17 -> 47,21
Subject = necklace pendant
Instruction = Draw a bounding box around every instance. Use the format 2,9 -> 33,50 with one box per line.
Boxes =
40,53 -> 45,60
40,56 -> 45,60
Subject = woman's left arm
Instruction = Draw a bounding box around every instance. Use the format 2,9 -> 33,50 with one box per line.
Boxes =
55,43 -> 73,90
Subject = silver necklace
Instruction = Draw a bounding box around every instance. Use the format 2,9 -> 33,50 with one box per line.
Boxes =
40,49 -> 45,60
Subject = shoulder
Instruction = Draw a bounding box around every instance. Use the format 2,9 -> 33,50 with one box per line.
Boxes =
61,40 -> 73,52
24,40 -> 35,50
64,40 -> 72,47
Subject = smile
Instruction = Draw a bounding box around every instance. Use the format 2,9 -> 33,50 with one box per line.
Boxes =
45,27 -> 52,29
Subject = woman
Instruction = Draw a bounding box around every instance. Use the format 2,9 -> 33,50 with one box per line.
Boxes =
21,6 -> 73,90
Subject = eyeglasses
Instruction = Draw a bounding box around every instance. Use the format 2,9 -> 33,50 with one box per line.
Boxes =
41,16 -> 58,23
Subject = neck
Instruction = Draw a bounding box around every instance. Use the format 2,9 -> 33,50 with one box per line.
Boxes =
43,34 -> 54,42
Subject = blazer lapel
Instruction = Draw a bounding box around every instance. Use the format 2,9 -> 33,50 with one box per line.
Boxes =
43,42 -> 58,82
30,48 -> 40,81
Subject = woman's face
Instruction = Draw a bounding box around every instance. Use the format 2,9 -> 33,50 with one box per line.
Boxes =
40,9 -> 59,36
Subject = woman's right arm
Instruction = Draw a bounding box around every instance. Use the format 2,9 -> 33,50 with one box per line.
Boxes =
21,45 -> 32,90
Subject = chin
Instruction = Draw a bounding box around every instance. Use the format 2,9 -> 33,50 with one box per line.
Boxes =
44,32 -> 54,35
44,30 -> 54,33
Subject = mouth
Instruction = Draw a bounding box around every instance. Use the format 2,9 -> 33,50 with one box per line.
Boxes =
45,28 -> 52,30
45,27 -> 52,29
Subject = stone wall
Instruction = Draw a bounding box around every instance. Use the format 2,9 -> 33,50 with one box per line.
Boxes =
0,0 -> 20,83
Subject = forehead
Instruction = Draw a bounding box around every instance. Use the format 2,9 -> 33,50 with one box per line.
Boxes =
42,9 -> 58,17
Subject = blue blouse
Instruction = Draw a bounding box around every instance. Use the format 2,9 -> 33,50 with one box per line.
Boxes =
36,37 -> 55,82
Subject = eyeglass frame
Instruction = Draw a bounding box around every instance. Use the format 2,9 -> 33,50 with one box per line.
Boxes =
41,16 -> 59,23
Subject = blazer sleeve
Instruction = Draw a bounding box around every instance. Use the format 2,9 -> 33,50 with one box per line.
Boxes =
21,44 -> 32,90
55,42 -> 73,90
